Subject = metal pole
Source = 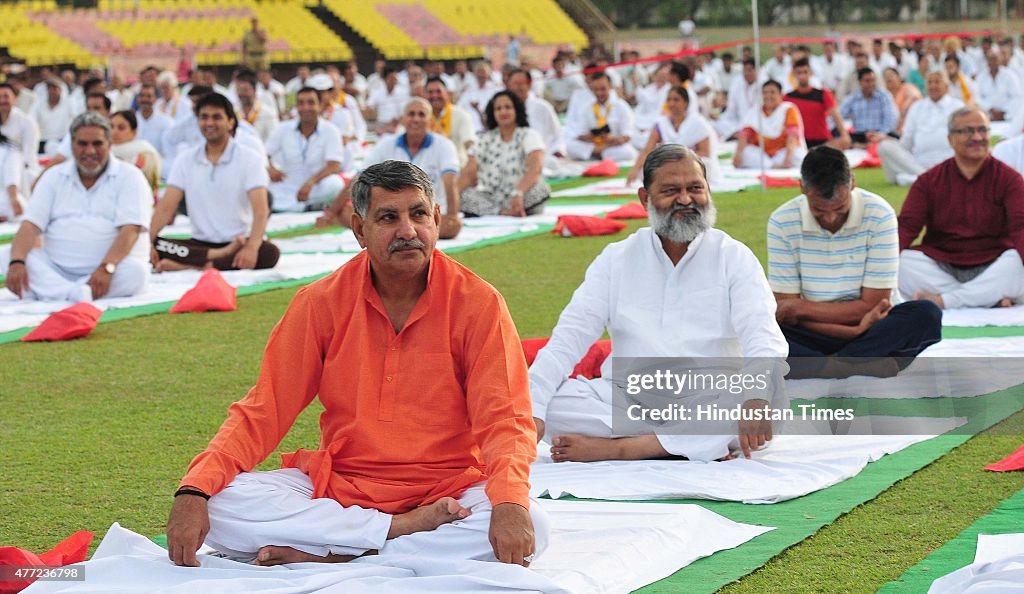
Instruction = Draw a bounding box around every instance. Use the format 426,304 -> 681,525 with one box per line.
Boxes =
752,0 -> 767,190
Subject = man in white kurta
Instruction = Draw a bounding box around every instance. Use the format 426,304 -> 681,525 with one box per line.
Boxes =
135,84 -> 171,156
975,51 -> 1022,122
3,112 -> 151,301
530,145 -> 788,464
265,88 -> 344,213
425,77 -> 476,168
877,71 -> 964,185
234,74 -> 279,143
564,72 -> 638,163
0,83 -> 41,188
715,58 -> 760,139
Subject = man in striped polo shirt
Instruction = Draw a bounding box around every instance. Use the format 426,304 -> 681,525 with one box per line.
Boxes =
767,146 -> 942,378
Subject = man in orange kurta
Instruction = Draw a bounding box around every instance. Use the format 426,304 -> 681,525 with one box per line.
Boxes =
166,160 -> 546,568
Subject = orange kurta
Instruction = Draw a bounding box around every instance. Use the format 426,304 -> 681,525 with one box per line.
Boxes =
180,249 -> 537,513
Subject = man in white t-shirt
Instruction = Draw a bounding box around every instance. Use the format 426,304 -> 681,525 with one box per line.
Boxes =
506,69 -> 564,160
364,68 -> 409,133
264,87 -> 344,213
318,98 -> 461,239
0,82 -> 40,187
149,93 -> 279,271
135,83 -> 171,154
4,112 -> 152,301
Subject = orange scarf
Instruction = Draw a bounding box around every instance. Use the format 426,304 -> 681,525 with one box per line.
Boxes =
431,103 -> 453,137
593,101 -> 611,145
244,102 -> 260,125
956,75 -> 973,104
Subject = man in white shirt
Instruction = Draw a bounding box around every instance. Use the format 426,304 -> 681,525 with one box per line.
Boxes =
633,64 -> 672,146
878,71 -> 963,185
762,44 -> 792,84
160,85 -> 212,180
149,93 -> 278,271
506,69 -> 564,160
975,50 -> 1021,122
135,83 -> 172,155
342,62 -> 368,105
715,58 -> 760,140
156,71 -> 191,123
543,55 -> 583,114
425,77 -> 476,168
234,72 -> 279,143
564,72 -> 637,162
4,112 -> 151,301
0,82 -> 40,185
712,52 -> 740,102
318,98 -> 461,239
811,41 -> 846,93
457,61 -> 502,132
257,69 -> 287,118
284,65 -> 311,97
32,79 -> 76,156
264,87 -> 343,213
365,67 -> 409,133
530,144 -> 788,463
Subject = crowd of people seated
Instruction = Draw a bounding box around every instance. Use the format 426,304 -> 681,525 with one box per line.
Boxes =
1,35 -> 1023,317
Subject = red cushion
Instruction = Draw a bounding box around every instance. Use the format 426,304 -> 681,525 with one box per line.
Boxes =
756,174 -> 801,188
21,303 -> 102,342
552,215 -> 627,237
582,159 -> 620,177
606,202 -> 648,219
0,531 -> 93,593
170,269 -> 238,313
985,444 -> 1024,472
521,337 -> 612,379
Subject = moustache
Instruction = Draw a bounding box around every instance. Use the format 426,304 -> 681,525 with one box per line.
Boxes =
388,238 -> 426,253
668,204 -> 701,216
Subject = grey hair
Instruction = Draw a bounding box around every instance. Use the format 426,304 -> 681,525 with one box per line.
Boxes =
351,160 -> 435,218
70,111 -> 111,141
641,144 -> 707,191
947,105 -> 987,133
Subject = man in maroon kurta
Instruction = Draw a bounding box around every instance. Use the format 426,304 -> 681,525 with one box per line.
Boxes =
897,106 -> 1024,309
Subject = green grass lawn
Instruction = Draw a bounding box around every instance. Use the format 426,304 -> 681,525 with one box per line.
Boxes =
3,167 -> 1023,592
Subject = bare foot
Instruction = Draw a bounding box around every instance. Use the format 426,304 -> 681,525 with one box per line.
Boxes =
994,297 -> 1015,308
913,291 -> 945,309
255,545 -> 356,566
550,434 -> 669,462
155,259 -> 192,272
387,497 -> 470,539
207,235 -> 246,261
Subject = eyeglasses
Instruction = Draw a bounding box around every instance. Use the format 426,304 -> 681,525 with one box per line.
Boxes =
950,126 -> 990,136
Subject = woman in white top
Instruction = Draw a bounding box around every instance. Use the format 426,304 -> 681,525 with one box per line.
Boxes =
627,85 -> 720,185
460,90 -> 550,217
0,131 -> 24,222
110,110 -> 161,199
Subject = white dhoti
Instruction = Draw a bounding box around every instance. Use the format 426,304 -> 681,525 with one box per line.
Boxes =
877,139 -> 926,184
543,376 -> 739,462
1,249 -> 148,301
737,145 -> 805,169
205,468 -> 551,563
565,139 -> 638,163
269,175 -> 345,213
898,249 -> 1024,308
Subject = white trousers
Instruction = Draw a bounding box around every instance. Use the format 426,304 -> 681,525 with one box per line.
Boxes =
543,377 -> 738,462
737,145 -> 805,169
565,139 -> 638,162
899,249 -> 1024,309
877,139 -> 925,184
0,248 -> 148,301
206,469 -> 551,562
269,174 -> 345,213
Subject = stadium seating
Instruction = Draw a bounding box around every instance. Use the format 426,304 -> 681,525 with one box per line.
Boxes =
0,0 -> 585,68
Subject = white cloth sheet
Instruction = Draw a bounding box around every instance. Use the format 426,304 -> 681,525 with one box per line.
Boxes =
928,533 -> 1024,593
273,204 -> 623,255
786,336 -> 1024,401
159,211 -> 323,239
941,304 -> 1024,327
531,418 -> 963,504
23,501 -> 772,594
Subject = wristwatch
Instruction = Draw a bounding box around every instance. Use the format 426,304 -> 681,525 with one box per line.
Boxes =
102,262 -> 116,275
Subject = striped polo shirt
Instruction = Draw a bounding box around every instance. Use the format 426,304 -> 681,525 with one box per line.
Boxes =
767,188 -> 898,302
